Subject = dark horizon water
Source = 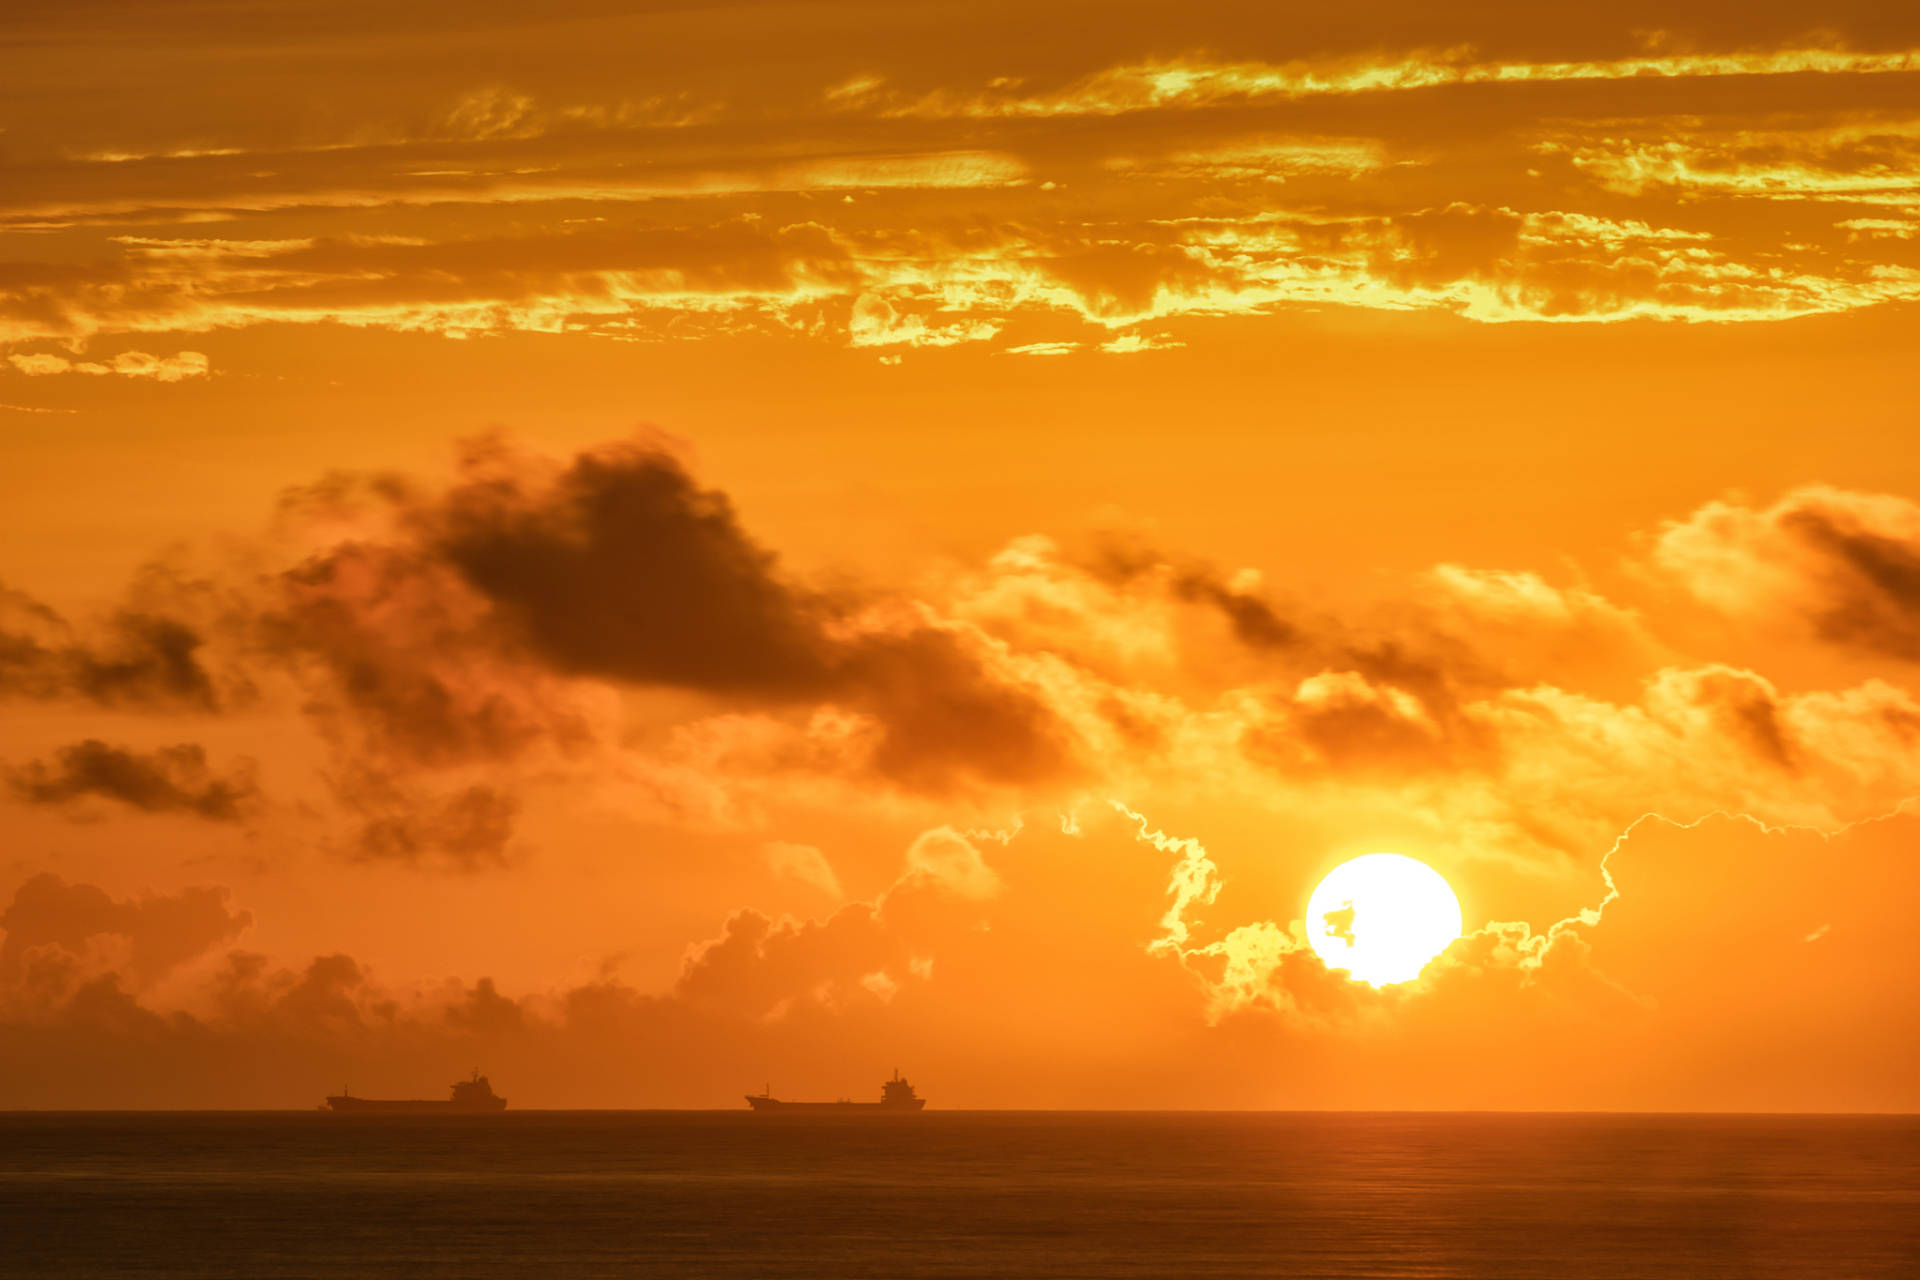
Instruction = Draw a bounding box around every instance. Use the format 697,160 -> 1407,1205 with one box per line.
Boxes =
2,1112 -> 1915,1278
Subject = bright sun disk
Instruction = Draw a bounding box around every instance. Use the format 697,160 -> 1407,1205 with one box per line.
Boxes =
1305,853 -> 1463,987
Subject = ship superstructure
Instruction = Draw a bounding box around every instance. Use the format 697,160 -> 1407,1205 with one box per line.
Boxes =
746,1071 -> 926,1111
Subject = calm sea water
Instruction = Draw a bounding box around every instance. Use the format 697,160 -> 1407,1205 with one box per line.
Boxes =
0,1112 -> 1915,1278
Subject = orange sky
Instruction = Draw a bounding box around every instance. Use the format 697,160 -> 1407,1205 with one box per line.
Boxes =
2,2 -> 1919,1109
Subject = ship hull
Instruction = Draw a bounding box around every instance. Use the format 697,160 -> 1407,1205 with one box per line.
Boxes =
745,1097 -> 925,1111
325,1097 -> 507,1113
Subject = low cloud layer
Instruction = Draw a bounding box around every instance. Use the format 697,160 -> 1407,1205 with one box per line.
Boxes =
0,873 -> 250,989
2,805 -> 1915,1110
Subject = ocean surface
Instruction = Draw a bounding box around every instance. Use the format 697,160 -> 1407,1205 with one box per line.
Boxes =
1,1112 -> 1915,1278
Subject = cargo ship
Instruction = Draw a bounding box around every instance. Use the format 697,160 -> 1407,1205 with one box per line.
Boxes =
325,1071 -> 507,1113
746,1071 -> 926,1111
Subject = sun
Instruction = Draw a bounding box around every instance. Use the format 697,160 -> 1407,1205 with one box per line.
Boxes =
1305,853 -> 1463,987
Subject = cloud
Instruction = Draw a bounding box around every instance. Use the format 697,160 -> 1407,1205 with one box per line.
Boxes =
0,873 -> 250,991
416,438 -> 1078,792
1115,791 -> 1920,1102
5,159 -> 1916,364
0,581 -> 223,710
2,804 -> 1919,1110
1652,486 -> 1920,660
1542,117 -> 1920,202
868,47 -> 1920,120
7,350 -> 208,381
1425,564 -> 1638,632
1085,539 -> 1299,653
265,541 -> 596,771
672,904 -> 897,1018
676,823 -> 999,1018
1098,333 -> 1184,354
430,440 -> 837,694
168,437 -> 1085,861
1106,136 -> 1390,182
331,766 -> 521,869
901,827 -> 1000,900
846,293 -> 1000,348
0,223 -> 862,349
1279,669 -> 1452,772
0,822 -> 1003,1105
763,842 -> 843,897
6,740 -> 259,821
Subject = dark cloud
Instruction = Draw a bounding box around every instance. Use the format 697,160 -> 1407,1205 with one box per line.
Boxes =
1087,538 -> 1301,653
53,435 -> 1070,868
69,611 -> 221,707
332,766 -> 521,869
265,541 -> 591,769
1678,667 -> 1796,769
328,437 -> 1078,793
433,439 -> 835,694
840,628 -> 1074,790
6,740 -> 259,821
0,583 -> 220,710
1177,575 -> 1298,651
1778,505 -> 1920,661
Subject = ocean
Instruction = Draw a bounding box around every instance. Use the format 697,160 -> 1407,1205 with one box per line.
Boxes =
1,1112 -> 1914,1278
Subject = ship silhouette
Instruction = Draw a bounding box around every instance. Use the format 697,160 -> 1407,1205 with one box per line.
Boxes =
325,1071 -> 507,1113
746,1070 -> 926,1111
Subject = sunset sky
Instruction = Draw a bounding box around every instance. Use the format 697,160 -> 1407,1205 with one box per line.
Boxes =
3,1 -> 1919,1109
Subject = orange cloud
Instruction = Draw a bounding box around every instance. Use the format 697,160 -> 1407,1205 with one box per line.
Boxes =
1652,486 -> 1920,660
7,350 -> 208,380
863,46 -> 1920,120
6,741 -> 259,823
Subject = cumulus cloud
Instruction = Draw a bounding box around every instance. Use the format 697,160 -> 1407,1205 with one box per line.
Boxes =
0,438 -> 1097,871
408,438 -> 1078,792
6,740 -> 259,821
1082,538 -> 1299,654
7,429 -> 1920,1110
429,440 -> 837,694
0,873 -> 250,991
265,538 -> 597,770
3,799 -> 1918,1110
1653,486 -> 1920,660
668,823 -> 999,1018
1424,564 -> 1639,633
0,824 -> 998,1103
